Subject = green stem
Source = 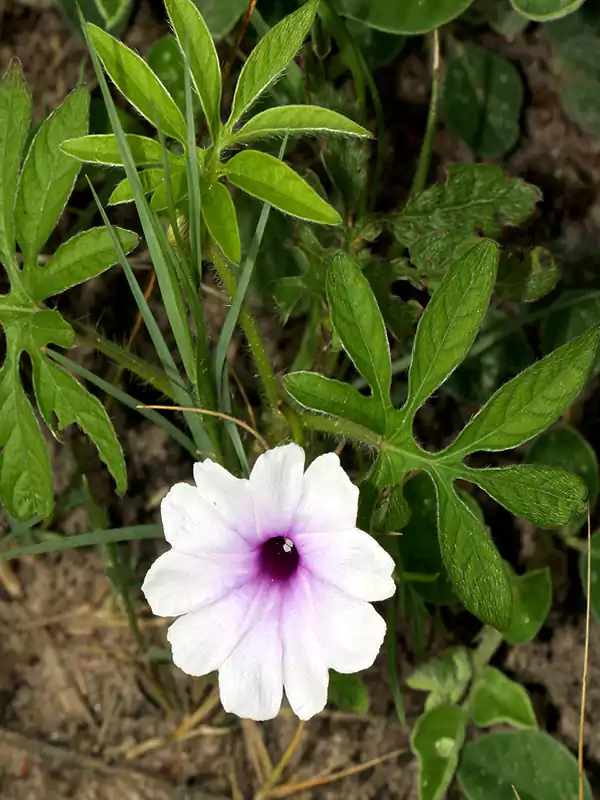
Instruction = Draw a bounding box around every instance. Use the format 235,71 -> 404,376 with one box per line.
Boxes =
211,247 -> 281,414
409,29 -> 441,201
387,594 -> 407,724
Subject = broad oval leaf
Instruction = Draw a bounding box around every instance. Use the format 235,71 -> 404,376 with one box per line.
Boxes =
467,464 -> 587,527
505,567 -> 552,645
434,476 -> 512,630
328,671 -> 369,712
228,2 -> 316,126
511,0 -> 585,20
471,667 -> 537,729
327,251 -> 391,408
0,60 -> 31,269
338,0 -> 474,35
406,240 -> 498,418
444,326 -> 600,456
27,226 -> 139,301
32,356 -> 126,495
284,371 -> 386,433
61,133 -> 165,166
225,150 -> 341,224
527,424 -> 598,535
458,730 -> 593,799
200,180 -> 241,264
165,0 -> 222,139
16,87 -> 89,267
232,105 -> 370,143
88,24 -> 187,142
560,75 -> 600,135
411,705 -> 468,800
541,290 -> 600,376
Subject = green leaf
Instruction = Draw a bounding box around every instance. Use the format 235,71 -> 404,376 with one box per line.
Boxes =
511,0 -> 585,21
556,33 -> 600,80
0,60 -> 31,268
149,165 -> 188,212
284,371 -> 386,433
391,164 -> 540,248
15,87 -> 89,266
327,251 -> 391,408
443,42 -> 523,158
407,648 -> 472,710
225,149 -> 341,224
228,2 -> 316,126
327,671 -> 369,713
541,290 -> 600,376
147,36 -> 193,115
433,476 -> 512,630
560,75 -> 600,136
200,180 -> 240,263
496,247 -> 561,303
26,226 -> 139,301
0,358 -> 53,520
337,0 -> 474,35
108,168 -> 166,205
397,472 -> 455,605
505,568 -> 552,646
164,0 -> 221,139
32,356 -> 126,494
408,232 -> 480,290
467,465 -> 587,527
471,667 -> 537,729
527,424 -> 598,535
405,240 -> 498,418
411,705 -> 468,800
580,530 -> 600,622
193,0 -> 247,39
87,24 -> 187,142
444,326 -> 600,457
232,105 -> 370,142
458,730 -> 593,799
61,133 -> 165,165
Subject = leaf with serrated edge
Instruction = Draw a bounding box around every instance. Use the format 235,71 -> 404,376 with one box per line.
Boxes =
433,474 -> 512,630
406,240 -> 498,418
88,24 -> 187,142
232,105 -> 370,142
284,371 -> 386,433
411,705 -> 468,800
0,359 -> 53,519
228,2 -> 316,126
164,0 -> 222,140
0,60 -> 31,268
200,180 -> 240,263
471,667 -> 537,729
327,251 -> 391,408
32,356 -> 126,494
391,164 -> 540,248
61,134 -> 165,166
225,149 -> 341,224
27,227 -> 138,301
444,326 -> 600,457
466,464 -> 587,527
16,87 -> 88,266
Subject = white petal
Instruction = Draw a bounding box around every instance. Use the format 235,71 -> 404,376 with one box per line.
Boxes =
142,548 -> 252,617
311,577 -> 387,673
282,574 -> 329,720
293,452 -> 359,534
297,528 -> 396,601
167,584 -> 261,676
193,459 -> 258,541
218,589 -> 283,720
249,444 -> 305,537
161,482 -> 252,556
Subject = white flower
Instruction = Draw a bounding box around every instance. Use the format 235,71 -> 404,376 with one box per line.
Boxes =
142,444 -> 396,721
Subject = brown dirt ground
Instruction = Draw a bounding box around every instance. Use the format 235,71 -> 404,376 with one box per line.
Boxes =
2,2 -> 600,798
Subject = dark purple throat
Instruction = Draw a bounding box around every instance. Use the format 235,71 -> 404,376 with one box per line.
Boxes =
260,536 -> 300,581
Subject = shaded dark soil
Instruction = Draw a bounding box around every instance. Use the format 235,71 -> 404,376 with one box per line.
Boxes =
1,2 -> 600,797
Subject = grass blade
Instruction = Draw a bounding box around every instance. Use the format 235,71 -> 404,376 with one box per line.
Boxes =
0,525 -> 163,560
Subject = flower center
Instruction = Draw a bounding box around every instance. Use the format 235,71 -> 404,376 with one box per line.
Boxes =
260,536 -> 299,581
